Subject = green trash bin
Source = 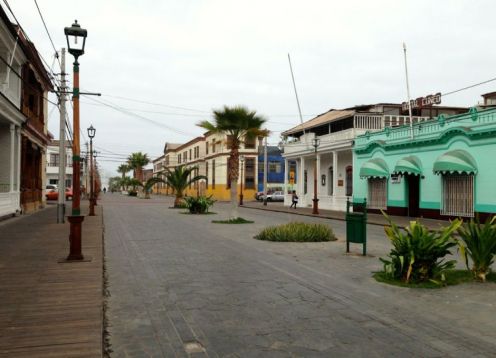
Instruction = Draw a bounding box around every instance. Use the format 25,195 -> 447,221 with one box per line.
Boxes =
346,198 -> 367,256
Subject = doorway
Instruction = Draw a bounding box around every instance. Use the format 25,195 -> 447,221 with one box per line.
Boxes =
406,175 -> 420,217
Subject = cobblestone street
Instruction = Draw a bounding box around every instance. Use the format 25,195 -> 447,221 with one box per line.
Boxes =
104,194 -> 496,357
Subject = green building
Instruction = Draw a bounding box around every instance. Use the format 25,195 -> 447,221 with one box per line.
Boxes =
353,107 -> 496,219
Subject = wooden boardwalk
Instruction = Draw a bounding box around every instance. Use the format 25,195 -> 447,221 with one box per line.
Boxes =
0,204 -> 103,357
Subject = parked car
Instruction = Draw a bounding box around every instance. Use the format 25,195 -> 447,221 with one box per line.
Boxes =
265,191 -> 285,202
46,184 -> 58,191
45,187 -> 73,201
255,190 -> 276,201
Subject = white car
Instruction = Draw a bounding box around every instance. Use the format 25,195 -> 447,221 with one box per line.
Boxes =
265,191 -> 285,202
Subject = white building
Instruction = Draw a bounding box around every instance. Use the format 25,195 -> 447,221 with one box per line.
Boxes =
0,10 -> 26,217
46,140 -> 73,188
281,103 -> 467,211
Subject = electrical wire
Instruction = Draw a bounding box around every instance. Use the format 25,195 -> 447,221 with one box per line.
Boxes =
33,0 -> 61,69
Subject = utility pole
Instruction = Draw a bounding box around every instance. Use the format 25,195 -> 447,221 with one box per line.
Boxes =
57,48 -> 66,223
263,137 -> 268,206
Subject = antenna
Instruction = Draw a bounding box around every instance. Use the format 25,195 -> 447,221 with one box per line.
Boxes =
403,43 -> 414,139
287,54 -> 309,148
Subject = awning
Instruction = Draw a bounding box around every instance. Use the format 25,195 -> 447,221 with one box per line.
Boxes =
359,158 -> 389,178
433,149 -> 477,175
393,156 -> 422,176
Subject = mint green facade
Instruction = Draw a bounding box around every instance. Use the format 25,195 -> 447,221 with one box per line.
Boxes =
353,108 -> 496,218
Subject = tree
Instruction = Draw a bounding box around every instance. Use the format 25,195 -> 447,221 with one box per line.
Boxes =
117,164 -> 130,191
108,176 -> 122,192
197,105 -> 268,219
127,152 -> 150,182
163,166 -> 206,207
140,176 -> 166,199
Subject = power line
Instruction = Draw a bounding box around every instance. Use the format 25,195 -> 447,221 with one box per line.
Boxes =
33,0 -> 61,70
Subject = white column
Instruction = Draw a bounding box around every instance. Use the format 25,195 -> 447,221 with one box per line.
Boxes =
284,158 -> 288,194
9,124 -> 15,192
333,151 -> 338,197
300,156 -> 305,196
316,154 -> 321,196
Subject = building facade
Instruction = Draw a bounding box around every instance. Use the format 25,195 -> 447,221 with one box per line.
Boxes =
46,140 -> 73,188
18,27 -> 52,213
353,107 -> 496,219
152,142 -> 181,194
281,103 -> 468,211
258,146 -> 285,192
0,8 -> 25,217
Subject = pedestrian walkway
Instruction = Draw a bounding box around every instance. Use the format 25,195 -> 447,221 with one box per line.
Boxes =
0,203 -> 103,357
242,201 -> 451,230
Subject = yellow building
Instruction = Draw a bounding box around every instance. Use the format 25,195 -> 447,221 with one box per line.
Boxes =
153,134 -> 261,201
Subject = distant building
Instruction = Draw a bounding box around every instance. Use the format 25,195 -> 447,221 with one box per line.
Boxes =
353,106 -> 496,219
481,91 -> 496,108
152,142 -> 181,194
46,140 -> 73,188
258,146 -> 285,192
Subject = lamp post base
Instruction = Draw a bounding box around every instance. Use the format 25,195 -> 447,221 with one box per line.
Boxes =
312,198 -> 319,215
66,215 -> 85,260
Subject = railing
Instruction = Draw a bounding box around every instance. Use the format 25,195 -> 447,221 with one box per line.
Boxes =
353,114 -> 383,129
355,108 -> 496,147
0,183 -> 10,193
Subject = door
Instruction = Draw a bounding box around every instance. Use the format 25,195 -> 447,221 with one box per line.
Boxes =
407,175 -> 420,217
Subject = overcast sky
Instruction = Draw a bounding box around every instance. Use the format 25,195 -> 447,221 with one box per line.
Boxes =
9,0 -> 496,183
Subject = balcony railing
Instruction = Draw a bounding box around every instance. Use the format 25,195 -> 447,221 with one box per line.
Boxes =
355,108 -> 496,147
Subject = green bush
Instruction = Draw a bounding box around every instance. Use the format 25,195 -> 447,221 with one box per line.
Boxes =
255,222 -> 336,242
380,213 -> 462,284
457,215 -> 496,282
183,195 -> 215,214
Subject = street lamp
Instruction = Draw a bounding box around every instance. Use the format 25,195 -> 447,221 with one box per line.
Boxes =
312,137 -> 320,215
87,125 -> 96,216
64,20 -> 87,261
239,155 -> 245,206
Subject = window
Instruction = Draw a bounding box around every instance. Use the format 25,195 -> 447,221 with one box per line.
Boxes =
269,161 -> 281,173
245,158 -> 255,189
49,179 -> 58,185
165,156 -> 169,166
441,174 -> 474,217
368,178 -> 387,209
212,140 -> 216,153
178,154 -> 182,164
346,166 -> 353,196
206,142 -> 209,155
328,166 -> 333,195
304,170 -> 308,194
49,153 -> 59,166
244,136 -> 256,149
212,160 -> 216,189
189,149 -> 192,160
184,151 -> 188,162
205,161 -> 209,188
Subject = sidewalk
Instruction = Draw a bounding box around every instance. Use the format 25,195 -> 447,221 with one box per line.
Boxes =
242,201 -> 450,230
0,203 -> 103,357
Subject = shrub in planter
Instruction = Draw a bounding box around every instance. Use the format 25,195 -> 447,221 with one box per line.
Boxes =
457,215 -> 496,282
380,213 -> 462,284
255,222 -> 336,242
184,195 -> 215,214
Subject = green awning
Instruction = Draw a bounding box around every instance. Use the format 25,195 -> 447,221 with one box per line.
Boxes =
393,156 -> 422,176
359,158 -> 389,178
433,150 -> 477,175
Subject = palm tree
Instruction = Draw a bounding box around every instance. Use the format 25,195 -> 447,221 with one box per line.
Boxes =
163,166 -> 206,207
197,105 -> 268,219
117,164 -> 130,191
140,176 -> 166,199
127,152 -> 150,182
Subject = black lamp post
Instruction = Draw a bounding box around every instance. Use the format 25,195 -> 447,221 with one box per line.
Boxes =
64,20 -> 87,261
312,137 -> 320,215
87,125 -> 96,216
239,155 -> 245,206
